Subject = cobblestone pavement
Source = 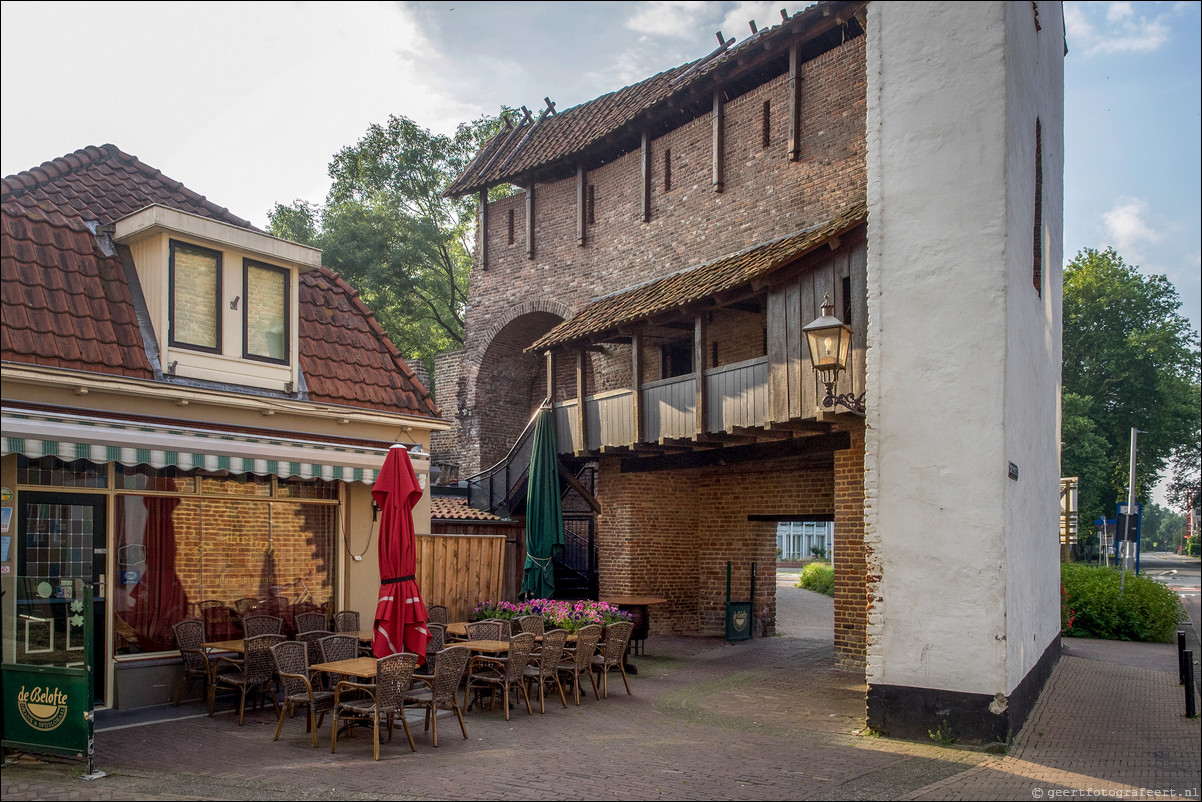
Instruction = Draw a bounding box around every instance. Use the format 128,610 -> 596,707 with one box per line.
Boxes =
2,577 -> 1198,801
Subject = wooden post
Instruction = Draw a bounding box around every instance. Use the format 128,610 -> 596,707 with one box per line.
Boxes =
788,44 -> 802,161
641,131 -> 651,222
545,350 -> 556,403
525,178 -> 535,260
577,163 -> 586,246
694,312 -> 708,435
712,88 -> 725,193
631,328 -> 643,443
478,190 -> 489,269
576,349 -> 588,453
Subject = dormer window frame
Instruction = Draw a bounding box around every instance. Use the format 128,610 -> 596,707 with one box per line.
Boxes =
168,238 -> 223,355
242,258 -> 291,365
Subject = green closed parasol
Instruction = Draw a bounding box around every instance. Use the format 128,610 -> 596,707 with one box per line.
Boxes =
521,407 -> 564,598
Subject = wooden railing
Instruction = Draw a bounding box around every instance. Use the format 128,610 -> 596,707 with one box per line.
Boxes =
705,356 -> 768,432
642,375 -> 696,441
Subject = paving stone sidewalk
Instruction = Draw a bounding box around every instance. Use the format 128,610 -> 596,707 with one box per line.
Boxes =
2,577 -> 1198,801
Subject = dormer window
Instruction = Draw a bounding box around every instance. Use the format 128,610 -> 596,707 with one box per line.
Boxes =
169,240 -> 222,353
243,259 -> 289,363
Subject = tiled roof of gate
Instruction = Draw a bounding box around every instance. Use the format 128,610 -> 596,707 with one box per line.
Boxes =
447,1 -> 862,196
528,201 -> 867,351
430,495 -> 507,522
2,145 -> 439,418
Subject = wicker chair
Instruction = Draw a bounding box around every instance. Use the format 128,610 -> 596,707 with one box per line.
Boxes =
515,615 -> 545,637
557,624 -> 602,705
464,632 -> 536,720
297,630 -> 333,673
242,614 -> 284,637
294,611 -> 328,634
317,634 -> 359,692
523,628 -> 569,713
331,652 -> 419,760
332,610 -> 360,633
172,619 -> 220,710
426,605 -> 448,626
424,622 -> 446,672
212,634 -> 285,725
403,645 -> 471,747
465,620 -> 503,641
591,621 -> 634,698
271,641 -> 334,747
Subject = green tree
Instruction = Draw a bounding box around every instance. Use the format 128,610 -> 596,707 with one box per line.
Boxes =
268,111 -> 514,368
1062,247 -> 1201,525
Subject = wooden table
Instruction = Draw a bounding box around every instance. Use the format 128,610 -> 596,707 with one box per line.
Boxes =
600,596 -> 666,674
203,639 -> 244,654
311,656 -> 378,679
346,629 -> 375,642
445,622 -> 468,639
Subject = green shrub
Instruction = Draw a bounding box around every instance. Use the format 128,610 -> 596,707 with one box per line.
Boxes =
1060,563 -> 1183,643
797,562 -> 834,597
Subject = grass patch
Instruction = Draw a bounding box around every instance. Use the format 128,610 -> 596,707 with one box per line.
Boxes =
1061,562 -> 1183,643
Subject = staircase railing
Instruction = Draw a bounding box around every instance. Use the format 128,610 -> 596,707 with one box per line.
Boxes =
464,404 -> 545,515
554,513 -> 599,600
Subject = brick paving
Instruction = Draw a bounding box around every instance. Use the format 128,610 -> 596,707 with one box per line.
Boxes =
3,577 -> 1198,801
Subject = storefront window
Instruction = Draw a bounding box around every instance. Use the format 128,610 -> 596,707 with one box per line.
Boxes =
116,465 -> 197,493
275,477 -> 338,500
200,473 -> 272,497
17,456 -> 107,488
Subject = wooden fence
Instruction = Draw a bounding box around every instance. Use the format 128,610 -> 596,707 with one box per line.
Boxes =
416,532 -> 508,622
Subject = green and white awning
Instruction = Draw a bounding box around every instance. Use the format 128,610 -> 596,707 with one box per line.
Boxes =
0,408 -> 422,484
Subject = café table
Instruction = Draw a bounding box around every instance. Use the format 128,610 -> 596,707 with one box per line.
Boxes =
202,639 -> 245,654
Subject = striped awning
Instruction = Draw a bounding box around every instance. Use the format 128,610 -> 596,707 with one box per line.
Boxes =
0,408 -> 425,485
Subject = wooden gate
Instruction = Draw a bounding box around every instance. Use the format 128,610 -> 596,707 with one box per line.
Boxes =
415,533 -> 507,622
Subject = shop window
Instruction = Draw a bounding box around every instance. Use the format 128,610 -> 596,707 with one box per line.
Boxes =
17,455 -> 107,488
276,477 -> 339,500
116,465 -> 197,493
200,473 -> 272,497
169,240 -> 222,353
243,260 -> 289,363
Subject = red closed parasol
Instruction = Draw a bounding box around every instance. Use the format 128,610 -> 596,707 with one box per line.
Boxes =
371,445 -> 429,663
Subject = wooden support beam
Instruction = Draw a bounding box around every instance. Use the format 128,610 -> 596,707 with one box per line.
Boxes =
764,419 -> 832,433
558,462 -> 601,513
694,312 -> 707,437
479,190 -> 489,269
712,87 -> 725,193
575,349 -> 588,453
788,44 -> 802,161
525,178 -> 535,260
545,350 -> 555,403
623,430 -> 851,474
729,425 -> 793,441
577,164 -> 586,246
631,328 -> 644,445
641,131 -> 652,222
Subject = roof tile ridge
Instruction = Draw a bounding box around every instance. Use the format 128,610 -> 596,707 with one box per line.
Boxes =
2,144 -> 119,201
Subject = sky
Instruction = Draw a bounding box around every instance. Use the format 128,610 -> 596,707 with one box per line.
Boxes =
2,1 -> 1199,491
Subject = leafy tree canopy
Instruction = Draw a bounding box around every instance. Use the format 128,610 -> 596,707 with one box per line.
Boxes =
1062,247 -> 1201,524
269,111 -> 515,370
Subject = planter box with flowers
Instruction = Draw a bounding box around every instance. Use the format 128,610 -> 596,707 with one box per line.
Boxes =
472,599 -> 632,633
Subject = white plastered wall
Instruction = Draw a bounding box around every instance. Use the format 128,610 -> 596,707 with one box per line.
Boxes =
865,0 -> 1062,696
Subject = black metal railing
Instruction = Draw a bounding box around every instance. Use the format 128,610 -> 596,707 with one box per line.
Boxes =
554,513 -> 598,600
464,405 -> 544,515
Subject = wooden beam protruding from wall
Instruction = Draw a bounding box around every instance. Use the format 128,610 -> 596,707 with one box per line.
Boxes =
788,44 -> 802,161
712,87 -> 725,193
545,350 -> 556,403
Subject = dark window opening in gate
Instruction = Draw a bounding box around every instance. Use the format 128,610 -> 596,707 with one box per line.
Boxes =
661,340 -> 693,378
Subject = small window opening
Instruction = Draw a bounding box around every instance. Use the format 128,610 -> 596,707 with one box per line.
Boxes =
507,208 -> 515,245
587,184 -> 596,225
711,342 -> 719,368
661,341 -> 693,379
663,149 -> 672,192
762,100 -> 771,149
842,276 -> 852,326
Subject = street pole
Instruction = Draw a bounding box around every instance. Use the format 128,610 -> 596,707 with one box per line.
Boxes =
1122,428 -> 1138,593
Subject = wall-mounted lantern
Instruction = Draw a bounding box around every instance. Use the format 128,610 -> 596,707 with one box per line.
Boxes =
802,294 -> 865,415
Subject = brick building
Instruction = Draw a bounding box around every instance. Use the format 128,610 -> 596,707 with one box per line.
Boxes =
436,1 -> 1064,742
1,144 -> 446,708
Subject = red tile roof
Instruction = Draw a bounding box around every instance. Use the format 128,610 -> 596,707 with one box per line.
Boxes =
529,202 -> 867,351
2,145 -> 440,418
430,495 -> 507,522
447,1 -> 864,196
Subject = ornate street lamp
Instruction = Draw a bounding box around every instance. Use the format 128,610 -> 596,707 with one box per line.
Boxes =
802,294 -> 865,415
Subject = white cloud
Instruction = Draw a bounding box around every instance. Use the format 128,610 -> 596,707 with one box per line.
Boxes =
625,1 -> 717,38
1102,198 -> 1162,259
719,1 -> 796,41
1066,1 -> 1172,57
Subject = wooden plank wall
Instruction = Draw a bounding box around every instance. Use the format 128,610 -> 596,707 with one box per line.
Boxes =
416,532 -> 509,622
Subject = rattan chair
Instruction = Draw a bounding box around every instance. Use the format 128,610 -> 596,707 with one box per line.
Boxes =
294,611 -> 328,634
242,614 -> 283,637
464,632 -> 536,720
271,641 -> 334,747
172,619 -> 221,710
591,621 -> 634,698
332,610 -> 360,633
465,619 -> 503,641
523,628 -> 569,713
317,634 -> 359,692
515,615 -> 545,637
426,605 -> 448,626
403,645 -> 471,747
212,634 -> 285,725
557,624 -> 602,705
331,652 -> 419,760
298,630 -> 333,672
424,622 -> 446,672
